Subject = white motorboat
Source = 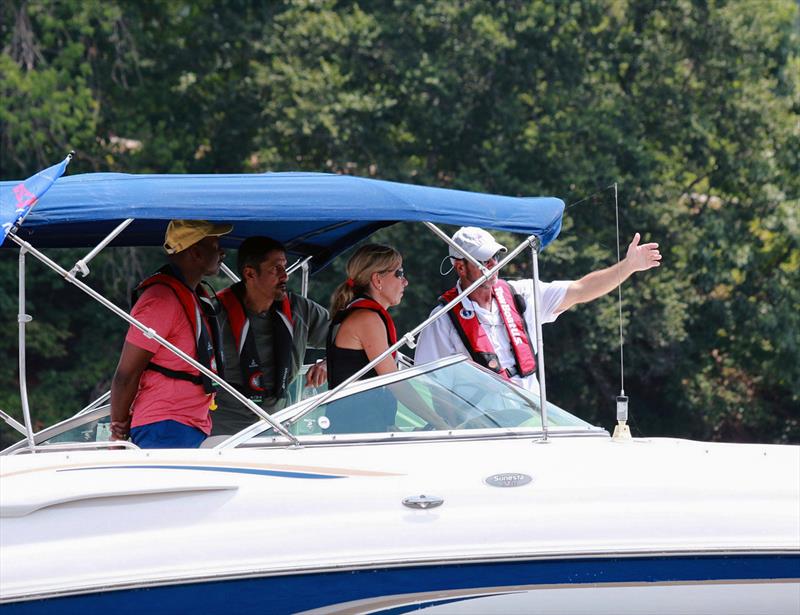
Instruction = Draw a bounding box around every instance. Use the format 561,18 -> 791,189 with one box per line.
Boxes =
1,171 -> 798,614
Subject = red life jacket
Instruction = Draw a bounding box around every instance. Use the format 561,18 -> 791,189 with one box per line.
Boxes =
132,265 -> 222,394
217,282 -> 294,402
328,297 -> 397,359
439,279 -> 536,379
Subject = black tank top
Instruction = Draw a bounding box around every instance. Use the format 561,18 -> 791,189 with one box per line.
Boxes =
327,345 -> 378,388
325,303 -> 396,433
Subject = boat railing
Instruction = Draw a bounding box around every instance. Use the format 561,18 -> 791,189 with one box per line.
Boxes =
75,390 -> 112,417
0,408 -> 26,436
8,440 -> 139,455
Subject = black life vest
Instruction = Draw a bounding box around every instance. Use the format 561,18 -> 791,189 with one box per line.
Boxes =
439,279 -> 536,379
132,265 -> 223,394
217,282 -> 294,403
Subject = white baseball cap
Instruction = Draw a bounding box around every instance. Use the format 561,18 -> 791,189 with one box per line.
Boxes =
448,226 -> 507,262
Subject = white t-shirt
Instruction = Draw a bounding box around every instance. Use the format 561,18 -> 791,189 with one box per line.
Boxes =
414,278 -> 570,392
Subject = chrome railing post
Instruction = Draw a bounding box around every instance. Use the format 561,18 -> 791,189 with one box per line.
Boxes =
301,261 -> 309,297
219,262 -> 240,283
529,238 -> 549,440
17,247 -> 36,452
68,218 -> 135,278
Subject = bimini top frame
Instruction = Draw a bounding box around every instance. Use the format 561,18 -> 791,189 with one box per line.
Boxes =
1,170 -> 565,452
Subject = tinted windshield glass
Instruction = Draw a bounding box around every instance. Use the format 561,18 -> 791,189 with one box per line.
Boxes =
260,361 -> 594,437
42,415 -> 112,444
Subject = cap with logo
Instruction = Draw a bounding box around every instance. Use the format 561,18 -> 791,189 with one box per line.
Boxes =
448,226 -> 507,262
163,220 -> 233,254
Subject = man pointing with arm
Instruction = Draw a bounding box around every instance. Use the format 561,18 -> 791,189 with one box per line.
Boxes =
414,227 -> 661,392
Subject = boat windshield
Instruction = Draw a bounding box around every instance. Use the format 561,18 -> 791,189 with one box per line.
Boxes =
255,360 -> 597,438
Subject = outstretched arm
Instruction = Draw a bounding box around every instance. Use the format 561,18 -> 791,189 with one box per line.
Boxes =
557,233 -> 661,313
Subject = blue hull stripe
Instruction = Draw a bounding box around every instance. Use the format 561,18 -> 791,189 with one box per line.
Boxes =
57,465 -> 344,479
376,592 -> 518,614
4,554 -> 798,614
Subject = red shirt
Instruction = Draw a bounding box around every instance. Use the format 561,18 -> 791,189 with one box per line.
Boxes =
126,284 -> 213,434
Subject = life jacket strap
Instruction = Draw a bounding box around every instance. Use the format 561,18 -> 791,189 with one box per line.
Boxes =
145,362 -> 204,386
133,265 -> 223,393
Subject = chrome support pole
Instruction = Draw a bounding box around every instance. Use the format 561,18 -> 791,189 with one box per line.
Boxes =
68,218 -> 135,278
530,239 -> 549,440
75,390 -> 112,416
17,247 -> 36,452
219,262 -> 240,283
6,231 -> 300,446
0,408 -> 27,435
221,255 -> 311,286
286,255 -> 312,276
300,261 -> 309,298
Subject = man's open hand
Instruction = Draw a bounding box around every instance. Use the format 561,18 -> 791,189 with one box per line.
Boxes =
625,232 -> 661,272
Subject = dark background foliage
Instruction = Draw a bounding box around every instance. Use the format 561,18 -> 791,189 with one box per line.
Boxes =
1,0 -> 798,447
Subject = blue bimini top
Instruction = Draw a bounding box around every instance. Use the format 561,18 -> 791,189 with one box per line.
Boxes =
1,171 -> 564,271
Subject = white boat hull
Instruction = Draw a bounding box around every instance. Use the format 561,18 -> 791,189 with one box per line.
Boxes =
2,436 -> 798,613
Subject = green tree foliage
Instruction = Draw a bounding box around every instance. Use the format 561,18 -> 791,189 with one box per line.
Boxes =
1,0 -> 798,447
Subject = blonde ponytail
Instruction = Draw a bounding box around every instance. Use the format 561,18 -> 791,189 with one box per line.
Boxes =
330,244 -> 401,316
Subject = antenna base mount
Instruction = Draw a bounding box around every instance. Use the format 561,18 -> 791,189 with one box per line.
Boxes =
613,420 -> 632,440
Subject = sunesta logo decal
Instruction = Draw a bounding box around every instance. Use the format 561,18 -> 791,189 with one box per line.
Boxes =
485,473 -> 533,488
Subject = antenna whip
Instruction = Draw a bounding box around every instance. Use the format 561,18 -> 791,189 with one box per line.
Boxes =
613,182 -> 631,440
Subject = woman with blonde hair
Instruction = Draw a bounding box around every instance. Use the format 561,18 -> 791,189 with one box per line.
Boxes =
327,243 -> 407,389
325,244 -> 450,433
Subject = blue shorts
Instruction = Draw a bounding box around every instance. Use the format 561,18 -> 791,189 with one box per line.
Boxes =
130,420 -> 207,449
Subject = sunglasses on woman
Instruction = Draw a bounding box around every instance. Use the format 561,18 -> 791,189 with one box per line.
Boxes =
383,267 -> 406,279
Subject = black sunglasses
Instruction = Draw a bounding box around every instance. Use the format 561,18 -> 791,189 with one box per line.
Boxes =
381,267 -> 406,279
